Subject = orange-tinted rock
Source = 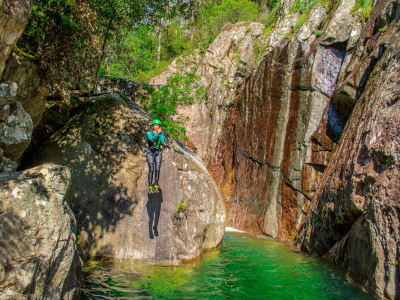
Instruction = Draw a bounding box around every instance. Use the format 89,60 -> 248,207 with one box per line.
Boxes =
208,37 -> 343,239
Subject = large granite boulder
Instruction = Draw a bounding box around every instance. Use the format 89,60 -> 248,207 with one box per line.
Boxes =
296,1 -> 400,298
0,163 -> 81,299
28,94 -> 226,264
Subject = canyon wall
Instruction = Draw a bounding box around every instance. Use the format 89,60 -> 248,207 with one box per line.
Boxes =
208,0 -> 362,239
296,0 -> 400,298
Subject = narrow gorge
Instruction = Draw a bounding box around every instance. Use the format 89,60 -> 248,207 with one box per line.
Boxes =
0,0 -> 399,299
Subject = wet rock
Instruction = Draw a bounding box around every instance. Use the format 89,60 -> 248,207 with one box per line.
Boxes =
0,101 -> 33,161
0,163 -> 81,299
0,0 -> 32,77
27,94 -> 226,263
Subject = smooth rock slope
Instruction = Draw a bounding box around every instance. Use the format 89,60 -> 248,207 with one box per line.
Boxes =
28,94 -> 226,264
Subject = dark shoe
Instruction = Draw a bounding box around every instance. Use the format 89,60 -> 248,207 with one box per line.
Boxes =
149,228 -> 154,239
153,226 -> 158,237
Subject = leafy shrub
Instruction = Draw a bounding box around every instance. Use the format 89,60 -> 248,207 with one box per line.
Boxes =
176,201 -> 187,213
352,0 -> 374,23
18,0 -> 101,92
293,13 -> 309,32
313,29 -> 323,36
195,0 -> 259,50
144,73 -> 206,140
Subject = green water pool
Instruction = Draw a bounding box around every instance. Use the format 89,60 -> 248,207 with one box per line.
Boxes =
82,231 -> 375,299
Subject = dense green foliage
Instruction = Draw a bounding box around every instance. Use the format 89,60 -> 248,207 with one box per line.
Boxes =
194,0 -> 259,49
101,0 -> 261,82
18,0 -> 151,92
142,73 -> 206,140
16,0 -> 277,141
352,0 -> 374,22
18,0 -> 100,90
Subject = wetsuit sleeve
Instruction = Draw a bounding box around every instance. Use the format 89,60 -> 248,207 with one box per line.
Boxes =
160,132 -> 165,145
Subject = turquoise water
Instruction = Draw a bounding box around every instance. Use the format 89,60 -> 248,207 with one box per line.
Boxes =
82,232 -> 375,299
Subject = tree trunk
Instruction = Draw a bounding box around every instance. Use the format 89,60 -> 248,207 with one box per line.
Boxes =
93,9 -> 115,93
157,24 -> 162,62
105,55 -> 110,75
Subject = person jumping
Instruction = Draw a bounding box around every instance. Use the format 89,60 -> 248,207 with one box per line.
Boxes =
146,119 -> 165,193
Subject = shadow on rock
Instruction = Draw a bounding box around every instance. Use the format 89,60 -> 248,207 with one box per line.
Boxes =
147,189 -> 163,239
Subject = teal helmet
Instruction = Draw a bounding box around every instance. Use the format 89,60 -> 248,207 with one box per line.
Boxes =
152,119 -> 161,126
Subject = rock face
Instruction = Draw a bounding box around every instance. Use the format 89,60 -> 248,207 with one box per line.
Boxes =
0,163 -> 81,299
2,52 -> 49,128
207,0 -> 360,239
0,81 -> 33,170
296,1 -> 400,299
0,0 -> 32,77
151,22 -> 265,163
27,94 -> 226,263
0,1 -> 35,171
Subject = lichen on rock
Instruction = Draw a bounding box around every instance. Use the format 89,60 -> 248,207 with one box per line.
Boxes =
0,163 -> 81,299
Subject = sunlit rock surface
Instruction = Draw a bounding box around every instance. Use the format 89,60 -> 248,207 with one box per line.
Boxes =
27,94 -> 226,264
2,52 -> 49,128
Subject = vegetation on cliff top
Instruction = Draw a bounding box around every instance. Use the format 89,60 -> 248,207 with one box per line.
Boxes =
17,0 -> 317,140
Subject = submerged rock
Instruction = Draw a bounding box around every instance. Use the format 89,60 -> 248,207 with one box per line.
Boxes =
28,94 -> 226,264
0,163 -> 81,299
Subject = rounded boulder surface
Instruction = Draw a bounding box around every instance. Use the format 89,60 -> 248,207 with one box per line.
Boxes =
28,94 -> 226,264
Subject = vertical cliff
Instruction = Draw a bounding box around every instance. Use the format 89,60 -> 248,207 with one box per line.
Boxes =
208,0 -> 363,239
296,0 -> 400,298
